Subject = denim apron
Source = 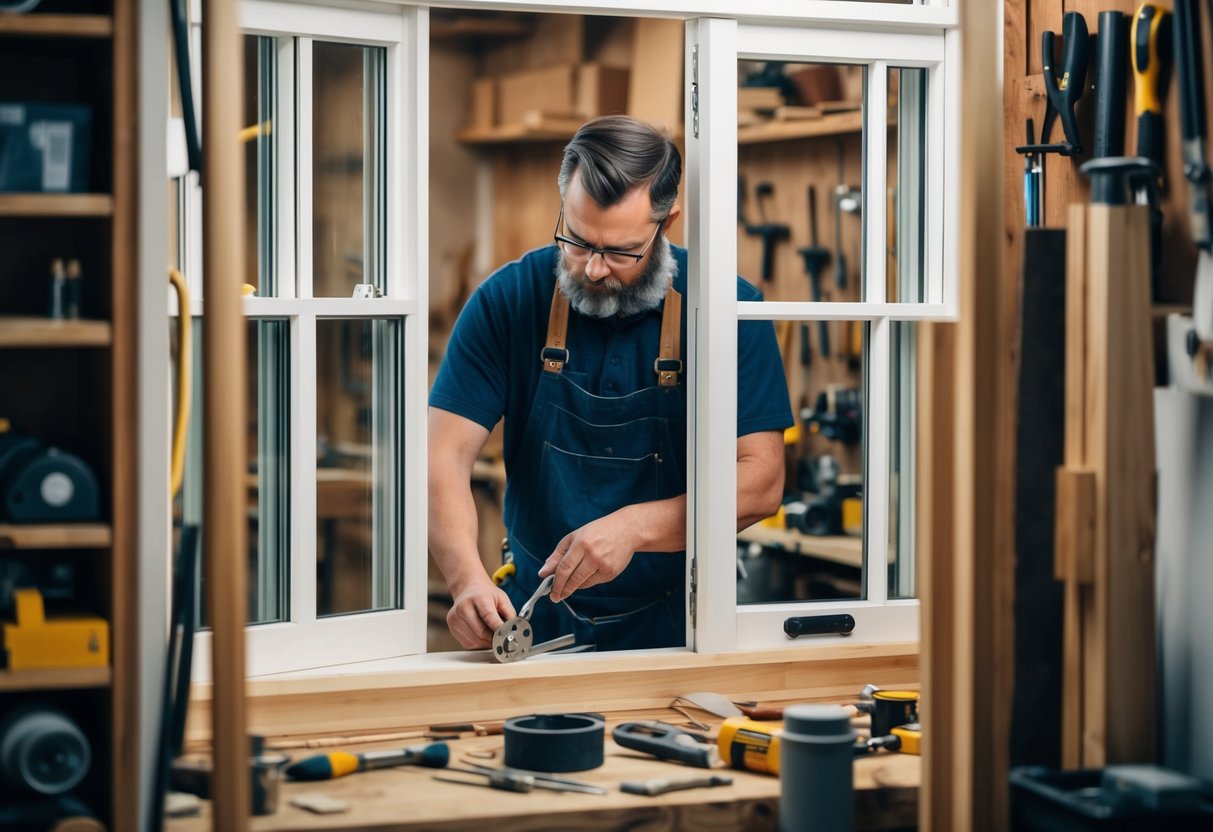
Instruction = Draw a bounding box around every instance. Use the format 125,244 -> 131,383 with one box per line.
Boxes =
502,284 -> 686,651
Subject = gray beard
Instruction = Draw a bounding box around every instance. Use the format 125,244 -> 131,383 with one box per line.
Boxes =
556,235 -> 675,319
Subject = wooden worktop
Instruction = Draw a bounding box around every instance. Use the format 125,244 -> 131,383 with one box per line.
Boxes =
167,713 -> 918,831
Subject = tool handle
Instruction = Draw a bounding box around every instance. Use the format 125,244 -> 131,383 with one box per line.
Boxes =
760,238 -> 775,282
807,185 -> 820,246
1136,112 -> 1167,170
612,723 -> 716,768
1058,12 -> 1091,104
736,704 -> 784,720
1093,11 -> 1129,158
1174,0 -> 1208,143
621,775 -> 733,796
518,574 -> 554,620
1133,5 -> 1173,117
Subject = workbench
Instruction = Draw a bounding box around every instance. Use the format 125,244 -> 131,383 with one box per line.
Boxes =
167,713 -> 918,831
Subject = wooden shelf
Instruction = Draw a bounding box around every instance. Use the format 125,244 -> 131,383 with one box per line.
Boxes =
458,114 -> 589,145
431,15 -> 534,43
0,14 -> 113,38
0,666 -> 112,692
738,110 -> 865,145
0,316 -> 112,347
0,523 -> 113,549
0,194 -> 114,217
737,522 -> 863,567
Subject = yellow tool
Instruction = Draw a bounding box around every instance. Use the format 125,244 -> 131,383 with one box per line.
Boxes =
169,268 -> 191,499
717,716 -> 782,775
3,588 -> 109,670
1132,3 -> 1173,169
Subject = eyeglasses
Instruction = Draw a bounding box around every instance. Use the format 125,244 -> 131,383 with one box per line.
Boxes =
553,205 -> 665,271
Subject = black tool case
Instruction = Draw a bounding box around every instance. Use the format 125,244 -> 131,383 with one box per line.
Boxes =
1010,766 -> 1213,832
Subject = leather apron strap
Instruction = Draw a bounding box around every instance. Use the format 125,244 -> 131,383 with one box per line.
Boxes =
655,286 -> 682,387
542,285 -> 683,387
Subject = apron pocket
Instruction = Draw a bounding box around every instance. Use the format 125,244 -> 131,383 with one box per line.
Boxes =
539,442 -> 662,533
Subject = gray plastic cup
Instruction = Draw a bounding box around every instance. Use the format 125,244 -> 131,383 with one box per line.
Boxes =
779,704 -> 856,832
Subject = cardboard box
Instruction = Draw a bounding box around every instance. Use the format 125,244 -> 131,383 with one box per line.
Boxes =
499,64 -> 577,124
469,77 -> 497,130
497,63 -> 630,125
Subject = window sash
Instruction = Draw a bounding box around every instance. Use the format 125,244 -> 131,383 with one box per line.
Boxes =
688,15 -> 955,652
178,0 -> 427,678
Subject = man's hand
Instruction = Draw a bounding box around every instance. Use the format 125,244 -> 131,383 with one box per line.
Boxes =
538,512 -> 641,602
447,577 -> 517,649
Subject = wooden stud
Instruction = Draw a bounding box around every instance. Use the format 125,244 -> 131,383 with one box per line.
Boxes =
202,0 -> 250,825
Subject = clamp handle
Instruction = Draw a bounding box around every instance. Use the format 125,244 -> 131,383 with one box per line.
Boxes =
1041,12 -> 1090,156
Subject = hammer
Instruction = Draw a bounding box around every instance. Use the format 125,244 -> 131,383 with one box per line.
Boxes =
797,185 -> 832,358
740,177 -> 790,283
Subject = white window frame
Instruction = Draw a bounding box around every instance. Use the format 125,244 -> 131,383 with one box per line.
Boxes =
686,14 -> 958,653
179,0 -> 429,679
168,0 -> 957,678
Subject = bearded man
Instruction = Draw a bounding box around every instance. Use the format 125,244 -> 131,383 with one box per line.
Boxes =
428,116 -> 792,652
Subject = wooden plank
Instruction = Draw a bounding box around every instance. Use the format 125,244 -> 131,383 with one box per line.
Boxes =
1092,204 -> 1157,765
185,644 -> 919,744
202,0 -> 250,825
0,14 -> 113,38
736,523 -> 863,568
457,113 -> 586,145
626,18 -> 683,129
110,0 -> 140,826
0,316 -> 112,347
0,666 -> 112,691
0,523 -> 112,549
169,729 -> 917,832
0,194 -> 113,217
737,110 -> 863,145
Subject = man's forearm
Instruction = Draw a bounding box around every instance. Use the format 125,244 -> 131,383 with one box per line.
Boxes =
428,474 -> 488,595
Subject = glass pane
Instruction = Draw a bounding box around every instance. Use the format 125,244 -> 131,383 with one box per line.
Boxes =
889,321 -> 916,599
316,318 -> 402,616
178,319 -> 291,627
243,35 -> 277,296
737,60 -> 865,303
312,42 -> 386,298
887,67 -> 927,303
737,320 -> 867,604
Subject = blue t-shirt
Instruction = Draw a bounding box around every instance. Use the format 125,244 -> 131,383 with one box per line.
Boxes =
429,243 -> 793,480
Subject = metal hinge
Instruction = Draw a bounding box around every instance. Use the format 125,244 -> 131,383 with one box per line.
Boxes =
689,555 -> 697,626
691,45 -> 699,139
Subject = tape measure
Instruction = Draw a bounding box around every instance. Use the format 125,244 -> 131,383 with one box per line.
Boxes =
717,716 -> 783,775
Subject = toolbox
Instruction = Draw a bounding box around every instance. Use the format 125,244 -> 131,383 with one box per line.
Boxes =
1010,766 -> 1213,832
2,588 -> 109,670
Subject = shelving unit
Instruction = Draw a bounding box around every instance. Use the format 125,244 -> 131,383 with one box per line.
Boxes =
0,316 -> 113,347
0,523 -> 113,549
0,1 -> 137,828
0,667 -> 112,692
0,193 -> 115,217
0,13 -> 113,38
738,109 -> 864,144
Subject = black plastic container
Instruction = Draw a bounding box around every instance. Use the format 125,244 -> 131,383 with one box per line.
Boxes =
1010,766 -> 1213,832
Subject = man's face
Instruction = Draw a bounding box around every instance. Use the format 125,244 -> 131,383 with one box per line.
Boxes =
557,172 -> 681,318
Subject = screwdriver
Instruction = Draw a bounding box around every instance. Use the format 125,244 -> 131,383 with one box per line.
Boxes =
1132,4 -> 1174,172
434,766 -> 535,793
1131,3 -> 1174,299
285,742 -> 449,781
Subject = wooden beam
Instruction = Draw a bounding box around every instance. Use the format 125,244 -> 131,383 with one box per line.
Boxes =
921,0 -> 1009,828
202,0 -> 249,825
111,0 -> 140,827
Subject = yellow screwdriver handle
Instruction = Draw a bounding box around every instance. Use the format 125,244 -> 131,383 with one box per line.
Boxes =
1131,3 -> 1173,166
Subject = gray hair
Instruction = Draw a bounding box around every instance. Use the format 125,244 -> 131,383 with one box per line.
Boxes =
557,116 -> 681,221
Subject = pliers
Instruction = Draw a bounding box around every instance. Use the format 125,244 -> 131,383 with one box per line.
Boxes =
1016,11 -> 1090,157
490,575 -> 579,663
